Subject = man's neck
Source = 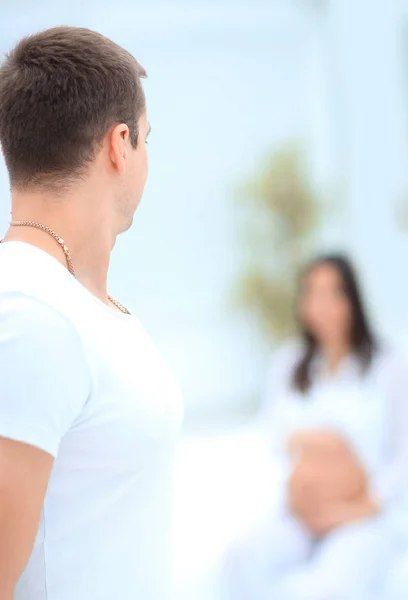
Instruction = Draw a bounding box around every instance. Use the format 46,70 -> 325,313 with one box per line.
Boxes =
5,188 -> 114,303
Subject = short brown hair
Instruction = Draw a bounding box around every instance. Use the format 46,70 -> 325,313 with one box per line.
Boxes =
0,27 -> 147,190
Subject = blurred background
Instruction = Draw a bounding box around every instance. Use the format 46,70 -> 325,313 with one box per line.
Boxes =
2,0 -> 408,598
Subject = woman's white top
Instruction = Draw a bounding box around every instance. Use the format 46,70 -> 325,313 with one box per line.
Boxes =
262,339 -> 408,508
0,242 -> 184,600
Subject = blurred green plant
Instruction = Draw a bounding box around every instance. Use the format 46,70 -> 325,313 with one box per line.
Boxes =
233,144 -> 322,342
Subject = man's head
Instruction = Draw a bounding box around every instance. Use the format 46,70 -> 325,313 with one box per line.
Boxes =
0,27 -> 149,233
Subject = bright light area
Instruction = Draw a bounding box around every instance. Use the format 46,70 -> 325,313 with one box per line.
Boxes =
173,424 -> 279,600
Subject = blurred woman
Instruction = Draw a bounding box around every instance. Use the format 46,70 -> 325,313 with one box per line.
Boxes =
224,254 -> 408,600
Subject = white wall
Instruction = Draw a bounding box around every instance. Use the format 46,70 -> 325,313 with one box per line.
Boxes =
325,0 -> 408,346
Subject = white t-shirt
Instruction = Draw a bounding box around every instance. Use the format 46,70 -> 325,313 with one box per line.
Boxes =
0,241 -> 183,600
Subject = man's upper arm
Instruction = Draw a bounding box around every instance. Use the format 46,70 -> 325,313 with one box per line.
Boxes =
0,438 -> 54,596
0,293 -> 91,592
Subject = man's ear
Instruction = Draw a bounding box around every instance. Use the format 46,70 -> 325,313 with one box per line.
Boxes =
109,124 -> 130,174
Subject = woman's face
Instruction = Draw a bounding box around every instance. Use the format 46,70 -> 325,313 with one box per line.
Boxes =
298,264 -> 352,346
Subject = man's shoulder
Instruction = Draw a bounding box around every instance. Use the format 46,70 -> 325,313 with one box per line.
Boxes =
0,241 -> 87,322
0,291 -> 86,360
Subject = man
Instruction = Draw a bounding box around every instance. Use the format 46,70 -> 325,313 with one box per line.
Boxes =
0,27 -> 183,600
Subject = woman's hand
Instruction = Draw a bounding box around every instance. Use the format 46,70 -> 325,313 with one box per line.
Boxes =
302,495 -> 379,537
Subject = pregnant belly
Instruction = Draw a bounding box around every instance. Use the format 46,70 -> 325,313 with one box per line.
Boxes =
288,431 -> 367,503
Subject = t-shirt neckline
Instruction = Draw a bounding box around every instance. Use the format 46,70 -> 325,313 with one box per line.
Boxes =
0,240 -> 134,321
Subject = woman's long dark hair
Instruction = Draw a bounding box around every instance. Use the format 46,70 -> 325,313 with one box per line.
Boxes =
293,254 -> 377,394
